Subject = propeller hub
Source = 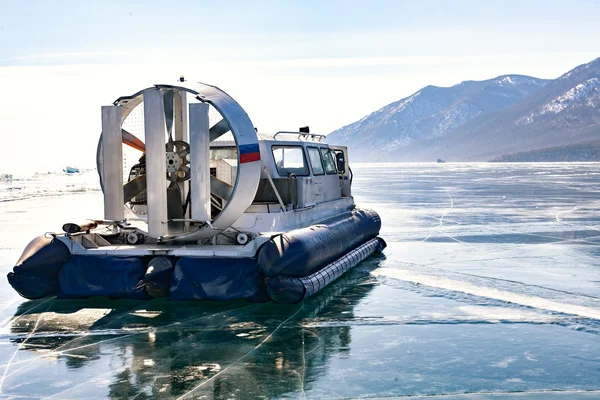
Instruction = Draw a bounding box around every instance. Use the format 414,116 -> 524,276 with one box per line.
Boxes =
165,152 -> 182,173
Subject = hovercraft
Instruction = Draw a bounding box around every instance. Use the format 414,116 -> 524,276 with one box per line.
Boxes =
7,81 -> 385,304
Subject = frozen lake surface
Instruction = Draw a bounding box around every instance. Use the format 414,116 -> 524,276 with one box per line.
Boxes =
0,163 -> 599,399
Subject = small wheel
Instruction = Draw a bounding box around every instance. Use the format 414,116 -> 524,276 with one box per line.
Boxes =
126,231 -> 141,244
236,233 -> 249,245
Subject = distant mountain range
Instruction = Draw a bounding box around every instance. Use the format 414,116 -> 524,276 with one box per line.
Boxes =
328,57 -> 600,162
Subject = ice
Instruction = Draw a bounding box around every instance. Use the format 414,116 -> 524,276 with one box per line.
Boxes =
0,171 -> 100,203
0,163 -> 599,399
372,266 -> 600,320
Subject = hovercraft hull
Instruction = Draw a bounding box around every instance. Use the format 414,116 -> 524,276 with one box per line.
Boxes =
7,209 -> 385,303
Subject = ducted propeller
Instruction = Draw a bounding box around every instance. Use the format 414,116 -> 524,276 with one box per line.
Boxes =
97,83 -> 263,241
120,115 -> 235,204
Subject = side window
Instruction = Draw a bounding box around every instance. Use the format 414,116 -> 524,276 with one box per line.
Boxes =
320,148 -> 337,174
272,146 -> 309,176
334,150 -> 346,173
307,147 -> 325,175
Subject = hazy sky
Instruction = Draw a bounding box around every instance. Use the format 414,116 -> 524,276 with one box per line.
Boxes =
0,0 -> 599,172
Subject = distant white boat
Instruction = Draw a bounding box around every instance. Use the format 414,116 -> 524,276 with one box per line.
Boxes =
63,166 -> 80,174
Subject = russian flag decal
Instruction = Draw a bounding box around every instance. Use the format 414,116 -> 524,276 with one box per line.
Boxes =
239,143 -> 261,163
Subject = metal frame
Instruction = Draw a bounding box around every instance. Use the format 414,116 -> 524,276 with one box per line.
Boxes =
143,89 -> 169,237
189,103 -> 211,222
101,106 -> 124,221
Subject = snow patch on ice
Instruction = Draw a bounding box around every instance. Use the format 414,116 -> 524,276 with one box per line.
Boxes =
492,356 -> 518,368
372,267 -> 600,320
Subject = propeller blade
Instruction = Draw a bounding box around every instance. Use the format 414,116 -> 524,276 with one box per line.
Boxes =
123,175 -> 147,203
167,182 -> 184,231
122,129 -> 146,152
163,90 -> 174,140
210,175 -> 233,200
209,119 -> 230,142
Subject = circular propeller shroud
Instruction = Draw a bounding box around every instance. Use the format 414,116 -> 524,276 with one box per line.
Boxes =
96,82 -> 262,241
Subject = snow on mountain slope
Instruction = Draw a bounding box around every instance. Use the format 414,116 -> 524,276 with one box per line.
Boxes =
328,75 -> 548,161
517,77 -> 600,125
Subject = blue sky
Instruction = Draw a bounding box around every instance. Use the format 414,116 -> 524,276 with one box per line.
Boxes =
2,0 -> 599,65
0,0 -> 599,172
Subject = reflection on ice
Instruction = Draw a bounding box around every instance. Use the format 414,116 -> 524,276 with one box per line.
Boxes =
0,263 -> 380,399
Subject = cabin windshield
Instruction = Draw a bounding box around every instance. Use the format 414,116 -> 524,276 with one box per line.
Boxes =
272,146 -> 309,176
